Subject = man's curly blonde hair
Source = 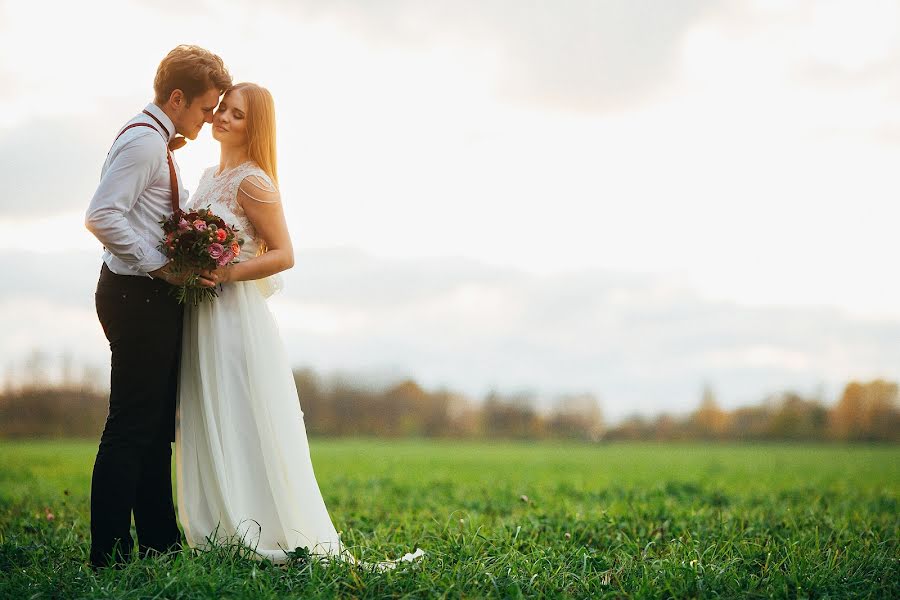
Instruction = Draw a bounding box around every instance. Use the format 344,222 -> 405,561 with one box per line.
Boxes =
154,45 -> 232,106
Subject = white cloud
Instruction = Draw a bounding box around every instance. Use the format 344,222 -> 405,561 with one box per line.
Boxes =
3,248 -> 898,421
0,116 -> 115,216
258,0 -> 718,113
1,0 -> 898,418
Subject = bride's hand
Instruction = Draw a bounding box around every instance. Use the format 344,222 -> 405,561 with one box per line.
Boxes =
150,264 -> 216,287
198,265 -> 232,286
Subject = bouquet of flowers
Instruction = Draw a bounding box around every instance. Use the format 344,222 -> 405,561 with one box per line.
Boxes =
158,206 -> 244,306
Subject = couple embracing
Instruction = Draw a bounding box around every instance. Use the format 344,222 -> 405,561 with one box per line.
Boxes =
85,45 -> 422,570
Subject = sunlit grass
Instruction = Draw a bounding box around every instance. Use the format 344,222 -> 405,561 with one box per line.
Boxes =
1,439 -> 897,598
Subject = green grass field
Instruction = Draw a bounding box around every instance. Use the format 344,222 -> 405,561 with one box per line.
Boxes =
1,439 -> 897,599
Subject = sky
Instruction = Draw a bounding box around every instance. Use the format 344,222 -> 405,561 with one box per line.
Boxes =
1,0 -> 898,421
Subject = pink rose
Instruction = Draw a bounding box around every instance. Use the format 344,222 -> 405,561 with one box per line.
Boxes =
178,218 -> 190,232
193,219 -> 208,231
208,243 -> 224,260
218,249 -> 235,267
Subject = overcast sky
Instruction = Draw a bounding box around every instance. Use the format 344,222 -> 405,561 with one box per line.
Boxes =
1,0 -> 898,421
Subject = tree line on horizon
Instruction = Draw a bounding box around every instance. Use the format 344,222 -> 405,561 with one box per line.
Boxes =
0,364 -> 897,442
605,381 -> 898,443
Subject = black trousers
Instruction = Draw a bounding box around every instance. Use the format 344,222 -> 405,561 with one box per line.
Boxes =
89,263 -> 183,567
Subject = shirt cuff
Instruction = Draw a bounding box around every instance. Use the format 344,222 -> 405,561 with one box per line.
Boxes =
137,248 -> 170,276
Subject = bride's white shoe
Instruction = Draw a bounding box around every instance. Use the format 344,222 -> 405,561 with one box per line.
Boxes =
347,547 -> 426,572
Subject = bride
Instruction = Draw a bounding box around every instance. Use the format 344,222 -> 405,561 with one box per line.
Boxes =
174,82 -> 422,568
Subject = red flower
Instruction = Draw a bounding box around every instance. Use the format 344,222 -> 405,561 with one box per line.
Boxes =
216,229 -> 227,242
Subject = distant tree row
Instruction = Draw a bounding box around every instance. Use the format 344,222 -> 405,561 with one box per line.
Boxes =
0,385 -> 109,438
604,380 -> 899,443
293,369 -> 604,441
0,363 -> 896,442
0,367 -> 604,441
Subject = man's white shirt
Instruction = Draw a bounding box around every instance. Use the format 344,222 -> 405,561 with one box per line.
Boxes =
85,103 -> 188,277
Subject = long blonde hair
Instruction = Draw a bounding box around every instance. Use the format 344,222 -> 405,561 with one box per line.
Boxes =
229,82 -> 278,186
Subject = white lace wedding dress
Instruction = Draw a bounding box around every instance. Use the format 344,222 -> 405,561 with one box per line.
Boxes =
175,161 -> 423,568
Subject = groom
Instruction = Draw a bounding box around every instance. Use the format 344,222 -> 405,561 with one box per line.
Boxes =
84,45 -> 231,568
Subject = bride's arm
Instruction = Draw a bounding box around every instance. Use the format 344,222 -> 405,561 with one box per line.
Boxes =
205,175 -> 294,284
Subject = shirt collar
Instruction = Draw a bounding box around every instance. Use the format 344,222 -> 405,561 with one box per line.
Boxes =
144,103 -> 177,142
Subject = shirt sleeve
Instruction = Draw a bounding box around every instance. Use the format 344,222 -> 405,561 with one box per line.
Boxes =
84,132 -> 170,274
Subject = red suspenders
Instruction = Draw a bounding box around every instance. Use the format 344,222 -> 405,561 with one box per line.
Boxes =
112,111 -> 181,216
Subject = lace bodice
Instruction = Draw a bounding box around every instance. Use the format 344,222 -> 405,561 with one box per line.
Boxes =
188,161 -> 276,260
